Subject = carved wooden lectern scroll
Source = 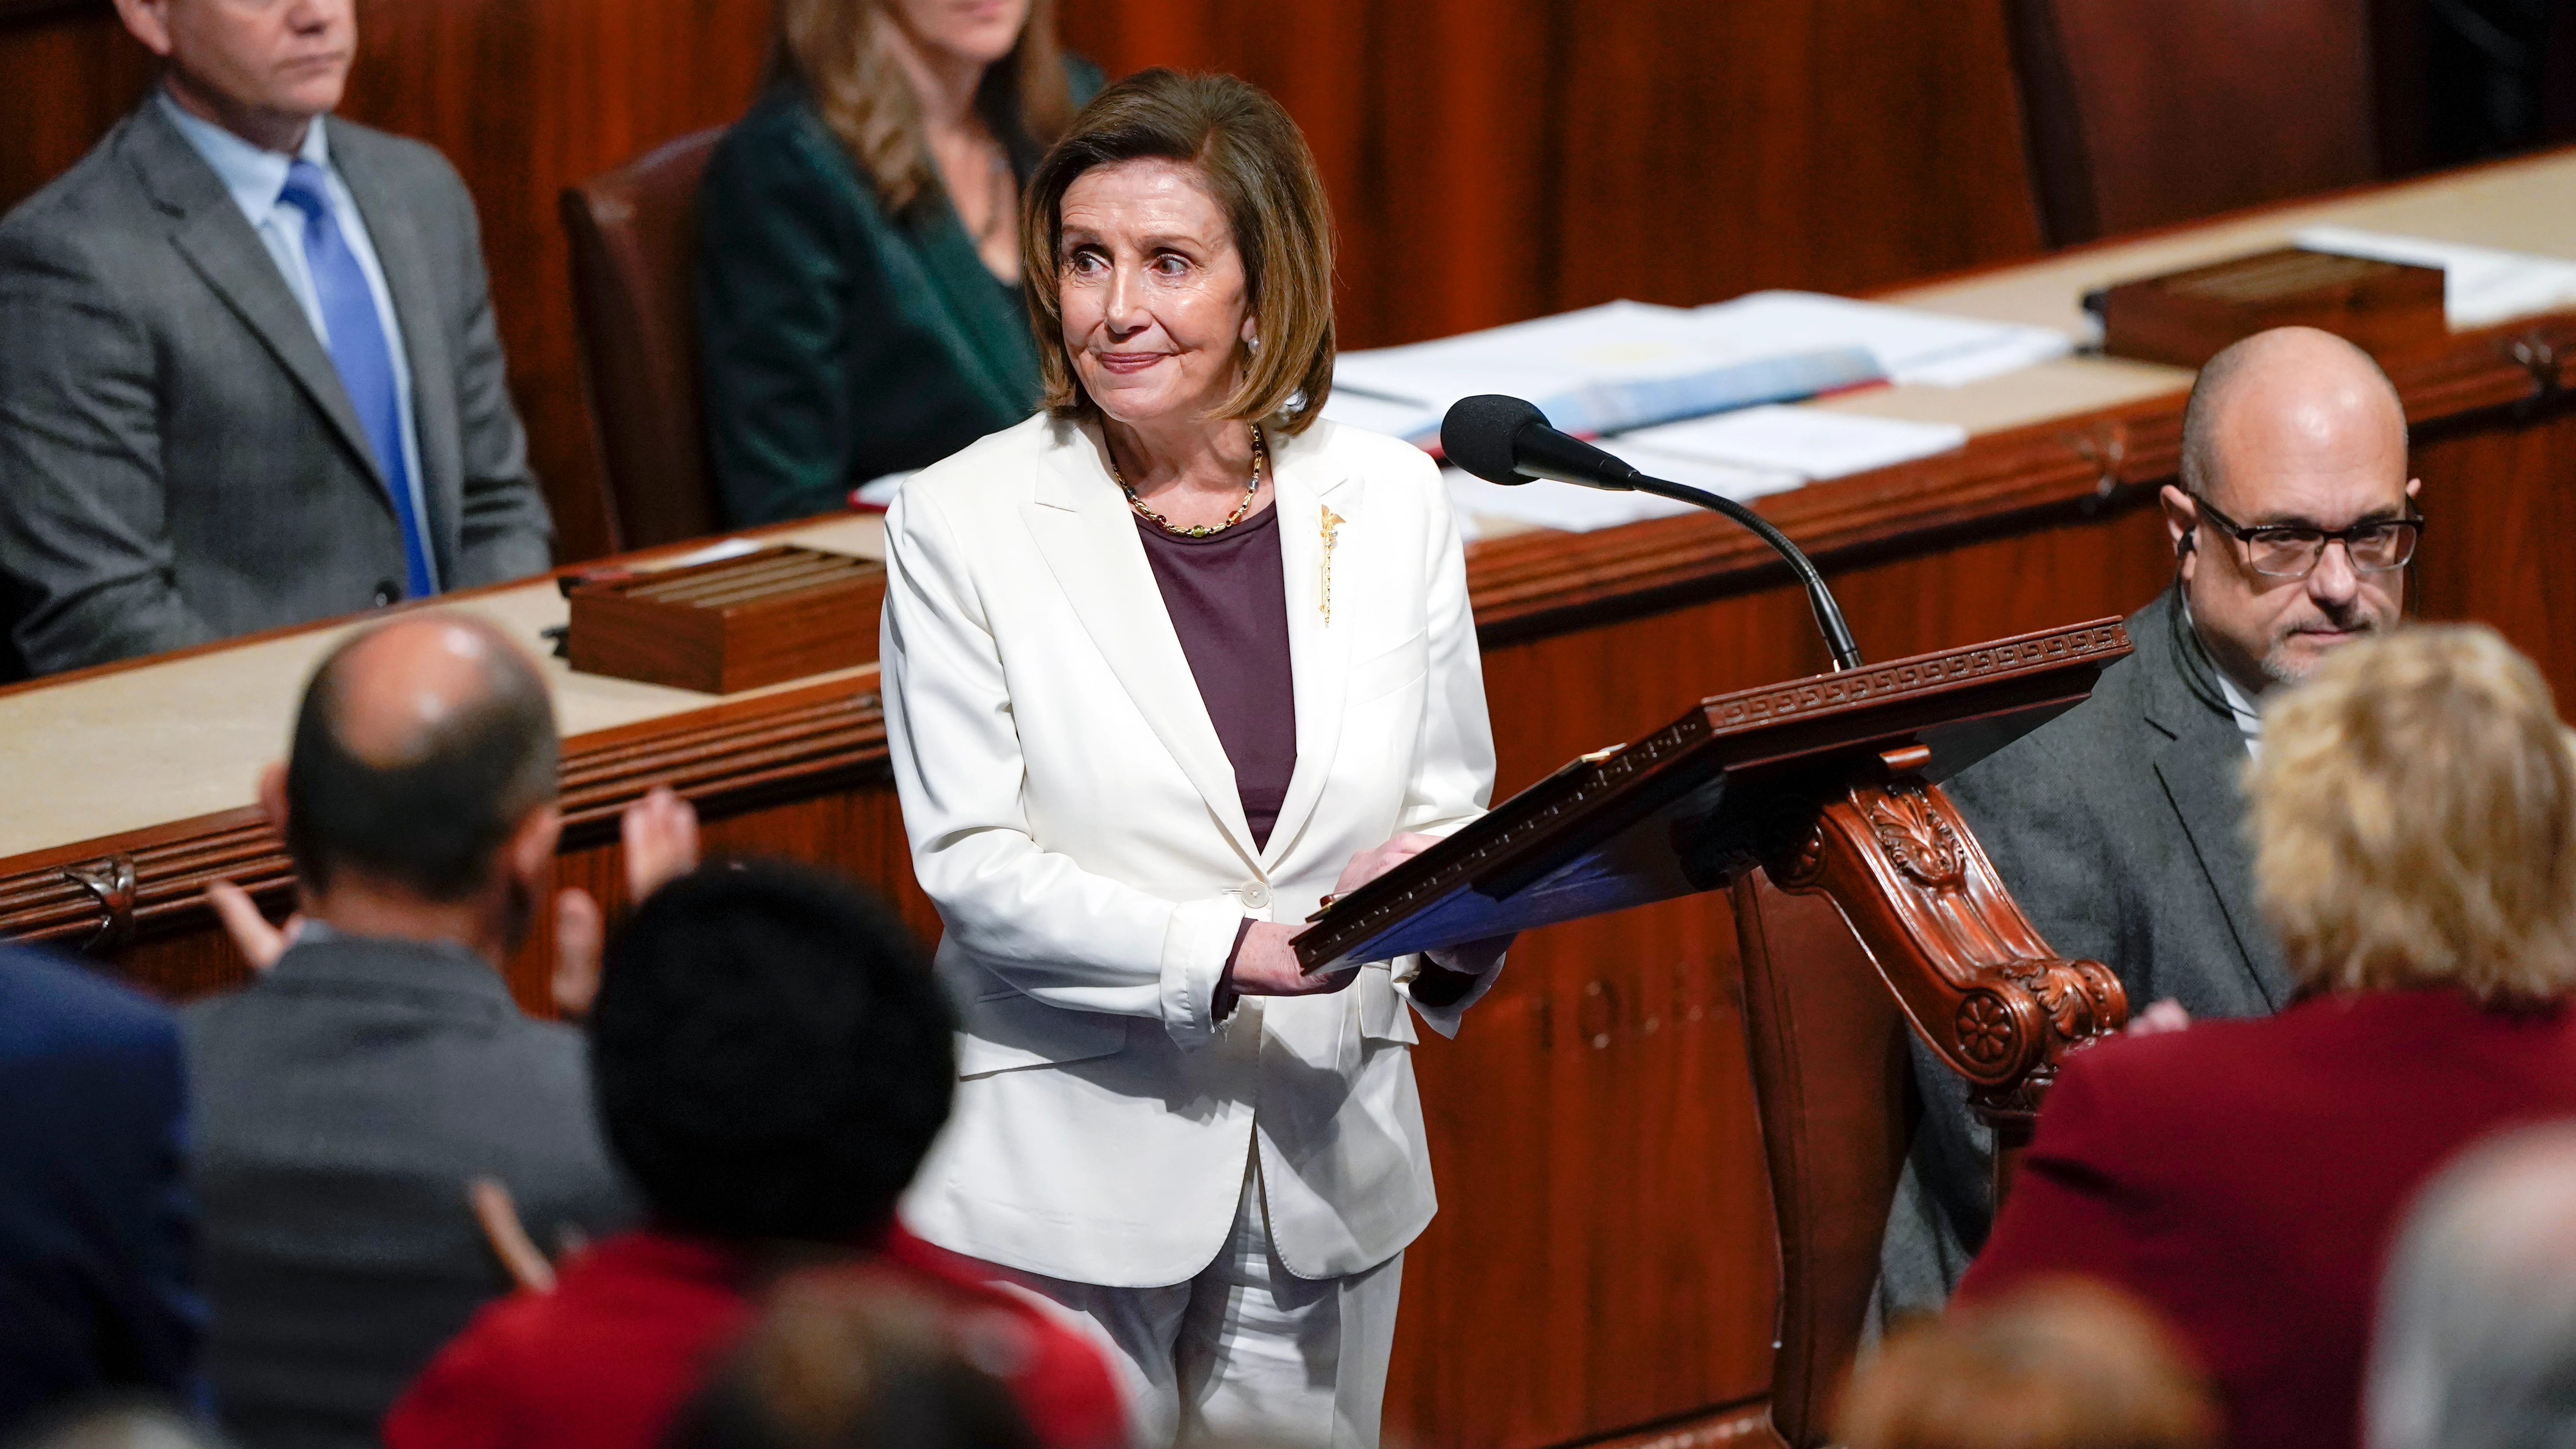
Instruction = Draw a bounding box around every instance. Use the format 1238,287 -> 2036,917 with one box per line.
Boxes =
1296,619 -> 2137,1449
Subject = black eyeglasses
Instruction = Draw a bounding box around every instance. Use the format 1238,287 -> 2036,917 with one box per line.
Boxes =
2190,495 -> 2424,578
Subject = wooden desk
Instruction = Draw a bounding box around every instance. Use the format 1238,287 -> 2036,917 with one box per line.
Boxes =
7,147 -> 2574,1449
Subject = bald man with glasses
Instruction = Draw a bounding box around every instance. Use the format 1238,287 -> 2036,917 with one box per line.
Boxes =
1876,326 -> 2426,1323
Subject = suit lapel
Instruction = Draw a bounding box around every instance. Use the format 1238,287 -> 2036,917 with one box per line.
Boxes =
2138,591 -> 2296,1008
332,120 -> 457,560
1262,429 -> 1360,871
1020,424 -> 1258,863
129,105 -> 387,499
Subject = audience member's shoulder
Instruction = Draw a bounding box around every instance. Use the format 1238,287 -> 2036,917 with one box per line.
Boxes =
2048,1012 -> 2280,1120
707,79 -> 854,190
0,944 -> 178,1057
323,114 -> 476,211
0,116 -> 155,262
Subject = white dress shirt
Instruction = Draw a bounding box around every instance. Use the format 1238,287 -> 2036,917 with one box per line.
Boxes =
158,90 -> 438,589
2217,671 -> 2263,759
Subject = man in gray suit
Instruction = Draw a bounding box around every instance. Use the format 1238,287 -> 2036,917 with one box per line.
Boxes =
1876,327 -> 2428,1320
0,0 -> 551,678
182,613 -> 648,1449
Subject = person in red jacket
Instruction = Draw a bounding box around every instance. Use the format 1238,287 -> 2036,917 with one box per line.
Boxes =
383,862 -> 1127,1449
1958,622 -> 2576,1449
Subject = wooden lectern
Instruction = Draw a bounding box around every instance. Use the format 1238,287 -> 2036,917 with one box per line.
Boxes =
1299,618 -> 2137,1449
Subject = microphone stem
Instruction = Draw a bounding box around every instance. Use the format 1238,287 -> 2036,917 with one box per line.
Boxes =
1629,475 -> 1865,671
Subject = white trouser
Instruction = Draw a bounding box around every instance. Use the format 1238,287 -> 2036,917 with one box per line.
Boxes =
1009,1165 -> 1404,1449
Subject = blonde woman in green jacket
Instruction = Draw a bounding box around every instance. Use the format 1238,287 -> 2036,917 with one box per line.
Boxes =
696,0 -> 1104,525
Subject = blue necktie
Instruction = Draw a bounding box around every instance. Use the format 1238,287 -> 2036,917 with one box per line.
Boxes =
279,159 -> 434,599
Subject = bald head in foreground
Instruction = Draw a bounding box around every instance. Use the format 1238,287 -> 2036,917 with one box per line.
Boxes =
1877,327 -> 2430,1320
268,612 -> 560,960
183,612 -> 636,1449
2369,1123 -> 2576,1449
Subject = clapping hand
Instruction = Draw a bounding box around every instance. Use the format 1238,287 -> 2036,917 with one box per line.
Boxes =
551,785 -> 701,1018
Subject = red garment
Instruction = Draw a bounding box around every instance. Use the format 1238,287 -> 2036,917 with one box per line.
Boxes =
1959,989 -> 2576,1449
382,1225 -> 1125,1449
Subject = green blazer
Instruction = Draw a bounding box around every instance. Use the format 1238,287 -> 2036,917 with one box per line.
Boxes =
696,60 -> 1104,526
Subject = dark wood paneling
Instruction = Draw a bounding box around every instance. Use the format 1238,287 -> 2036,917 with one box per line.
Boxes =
0,0 -> 2052,575
2409,402 -> 2576,689
1551,0 -> 2043,311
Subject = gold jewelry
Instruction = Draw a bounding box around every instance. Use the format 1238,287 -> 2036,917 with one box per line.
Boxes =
1320,505 -> 1344,624
1114,426 -> 1266,538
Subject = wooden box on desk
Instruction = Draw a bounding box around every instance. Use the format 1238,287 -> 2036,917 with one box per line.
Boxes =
566,546 -> 884,694
2096,247 -> 2445,369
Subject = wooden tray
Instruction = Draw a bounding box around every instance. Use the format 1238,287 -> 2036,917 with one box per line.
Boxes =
565,546 -> 884,694
2095,246 -> 2445,369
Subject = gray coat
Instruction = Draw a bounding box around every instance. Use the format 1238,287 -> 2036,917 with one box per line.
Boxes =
1874,584 -> 2296,1322
181,935 -> 632,1449
0,100 -> 552,677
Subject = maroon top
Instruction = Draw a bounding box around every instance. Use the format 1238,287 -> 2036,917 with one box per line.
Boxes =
1135,503 -> 1297,849
1960,988 -> 2576,1449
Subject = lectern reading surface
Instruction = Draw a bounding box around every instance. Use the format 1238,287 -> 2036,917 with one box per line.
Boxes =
1296,618 -> 2133,974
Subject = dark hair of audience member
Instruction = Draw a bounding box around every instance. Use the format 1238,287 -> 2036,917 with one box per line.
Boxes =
590,860 -> 955,1242
662,1275 -> 1035,1449
283,618 -> 557,901
1836,1278 -> 2220,1449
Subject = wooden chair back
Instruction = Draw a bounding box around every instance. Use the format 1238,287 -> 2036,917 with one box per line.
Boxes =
2006,0 -> 2376,244
560,129 -> 727,553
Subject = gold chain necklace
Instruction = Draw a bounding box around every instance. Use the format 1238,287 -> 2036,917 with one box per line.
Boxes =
1113,426 -> 1266,538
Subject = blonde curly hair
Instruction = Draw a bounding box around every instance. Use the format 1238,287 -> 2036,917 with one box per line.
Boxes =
2247,622 -> 2576,1002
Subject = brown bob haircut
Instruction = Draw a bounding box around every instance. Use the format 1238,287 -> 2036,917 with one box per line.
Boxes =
1020,69 -> 1336,434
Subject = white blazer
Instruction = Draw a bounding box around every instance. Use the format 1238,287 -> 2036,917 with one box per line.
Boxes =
881,412 -> 1498,1288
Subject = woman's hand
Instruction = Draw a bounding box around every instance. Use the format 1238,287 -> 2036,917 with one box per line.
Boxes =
1335,832 -> 1444,896
1227,921 -> 1359,998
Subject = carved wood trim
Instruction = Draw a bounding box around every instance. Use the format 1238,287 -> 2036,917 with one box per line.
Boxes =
0,675 -> 889,949
1765,766 -> 2126,1198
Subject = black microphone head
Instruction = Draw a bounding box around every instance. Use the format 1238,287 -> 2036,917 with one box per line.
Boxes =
1442,394 -> 1547,485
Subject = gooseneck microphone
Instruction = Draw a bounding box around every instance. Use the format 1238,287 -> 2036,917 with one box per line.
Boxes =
1442,394 -> 1864,671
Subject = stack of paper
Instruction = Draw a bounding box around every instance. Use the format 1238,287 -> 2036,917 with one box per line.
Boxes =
1610,405 -> 1968,482
2292,226 -> 2576,328
1323,300 -> 1883,447
1694,292 -> 2075,386
1444,405 -> 1967,536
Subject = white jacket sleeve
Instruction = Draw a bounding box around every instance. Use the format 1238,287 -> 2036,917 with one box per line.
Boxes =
879,485 -> 1241,1050
1394,465 -> 1506,1038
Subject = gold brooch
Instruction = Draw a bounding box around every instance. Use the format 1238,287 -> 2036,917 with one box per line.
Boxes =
1320,506 -> 1344,624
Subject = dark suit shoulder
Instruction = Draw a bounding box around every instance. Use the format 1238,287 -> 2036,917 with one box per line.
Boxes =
0,945 -> 179,1061
0,116 -> 161,257
324,116 -> 466,189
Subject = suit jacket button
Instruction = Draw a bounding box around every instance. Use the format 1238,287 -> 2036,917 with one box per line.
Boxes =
372,582 -> 398,608
1241,882 -> 1271,909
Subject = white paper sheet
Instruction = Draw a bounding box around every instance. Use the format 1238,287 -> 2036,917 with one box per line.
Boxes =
1694,291 -> 2075,386
1329,299 -> 1881,444
2293,225 -> 2576,328
1613,405 -> 1968,481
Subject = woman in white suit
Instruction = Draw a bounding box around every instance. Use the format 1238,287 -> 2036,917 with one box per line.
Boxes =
879,69 -> 1509,1449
